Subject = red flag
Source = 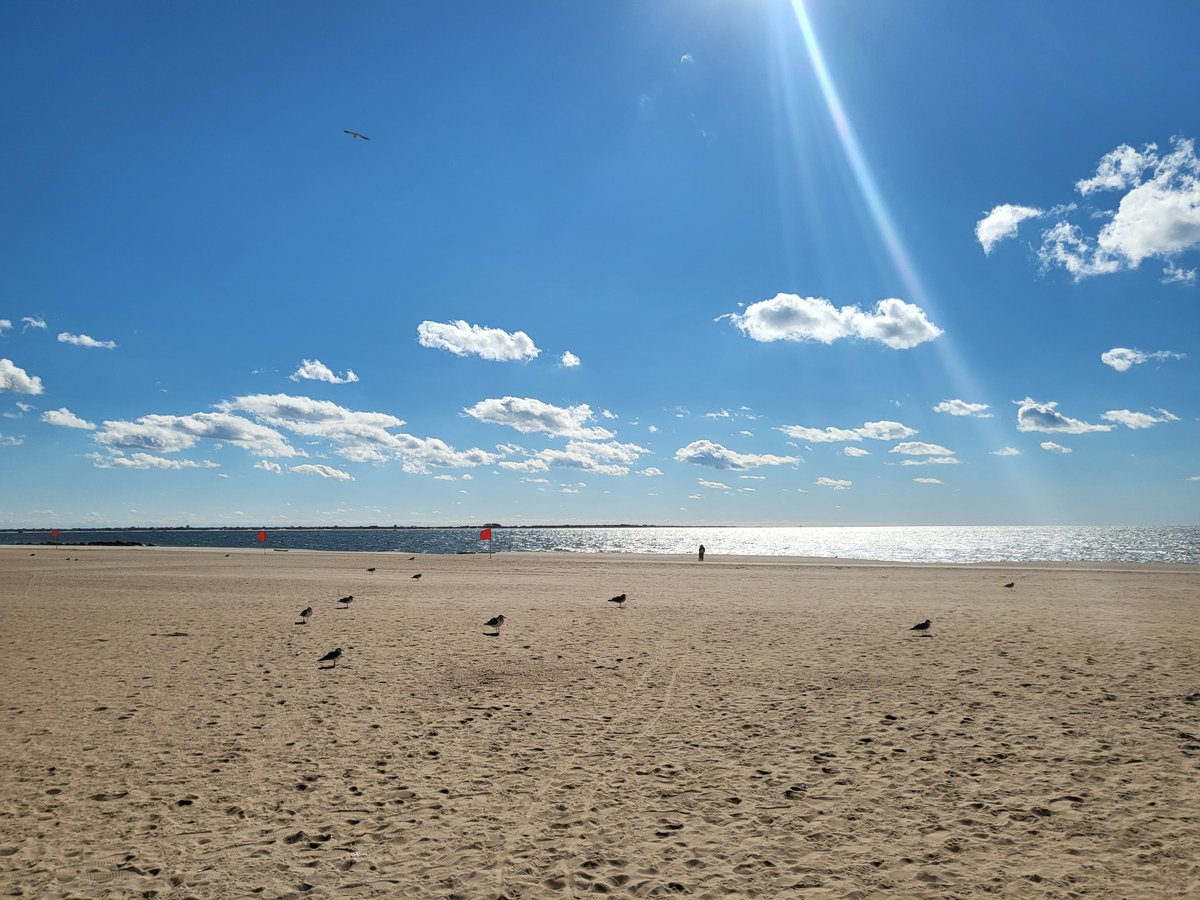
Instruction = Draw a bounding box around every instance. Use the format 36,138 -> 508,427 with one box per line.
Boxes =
51,529 -> 59,538
257,530 -> 266,543
479,528 -> 492,541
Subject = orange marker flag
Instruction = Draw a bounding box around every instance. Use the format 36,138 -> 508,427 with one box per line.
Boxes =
479,528 -> 492,541
51,528 -> 59,538
257,530 -> 266,543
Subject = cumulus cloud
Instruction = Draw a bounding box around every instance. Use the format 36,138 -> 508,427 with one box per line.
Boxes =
639,467 -> 664,477
913,477 -> 942,484
1101,408 -> 1179,429
290,464 -> 354,480
815,476 -> 852,490
0,433 -> 25,446
890,441 -> 954,456
498,439 -> 651,477
991,446 -> 1022,456
92,452 -> 219,470
719,293 -> 942,350
975,204 -> 1043,253
0,320 -> 10,333
1161,262 -> 1197,284
1014,397 -> 1111,434
559,351 -> 581,368
254,460 -> 283,474
58,332 -> 117,349
289,359 -> 359,384
933,399 -> 992,418
94,412 -> 299,457
0,359 -> 44,395
990,137 -> 1200,281
777,420 -> 916,443
1040,441 -> 1072,454
699,478 -> 731,490
417,320 -> 540,361
900,457 -> 960,466
1100,347 -> 1185,372
674,440 -> 801,471
22,316 -> 46,331
41,408 -> 96,430
464,397 -> 613,440
843,447 -> 870,457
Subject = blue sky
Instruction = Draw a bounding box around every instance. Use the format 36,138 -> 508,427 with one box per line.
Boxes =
2,0 -> 1197,527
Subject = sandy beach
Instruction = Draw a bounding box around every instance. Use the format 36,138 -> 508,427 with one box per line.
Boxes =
0,546 -> 1197,898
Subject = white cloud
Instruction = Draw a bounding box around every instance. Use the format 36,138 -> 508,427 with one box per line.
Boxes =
933,399 -> 992,418
680,53 -> 694,64
417,320 -> 540,361
289,359 -> 359,384
0,359 -> 44,395
1040,441 -> 1072,454
777,420 -> 916,443
843,447 -> 870,457
675,440 -> 801,471
41,408 -> 96,430
975,204 -> 1043,253
900,456 -> 960,466
0,320 -> 10,333
639,467 -> 664,477
0,433 -> 24,446
991,446 -> 1022,456
890,441 -> 954,456
601,409 -> 618,419
254,460 -> 283,474
1100,347 -> 1185,372
996,137 -> 1200,281
58,332 -> 117,349
94,412 -> 299,457
1101,408 -> 1179,429
21,317 -> 46,331
290,463 -> 354,480
648,425 -> 658,433
498,439 -> 651,477
699,478 -> 731,490
1161,262 -> 1196,284
913,477 -> 942,485
559,351 -> 581,368
815,477 -> 852,490
433,474 -> 456,481
719,293 -> 942,350
464,396 -> 613,440
1014,397 -> 1112,434
739,474 -> 766,480
92,452 -> 219,470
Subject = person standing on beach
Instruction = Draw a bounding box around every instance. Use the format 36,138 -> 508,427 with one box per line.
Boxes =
698,544 -> 705,561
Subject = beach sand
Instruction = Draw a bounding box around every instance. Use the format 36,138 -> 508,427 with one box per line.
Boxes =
0,546 -> 1197,898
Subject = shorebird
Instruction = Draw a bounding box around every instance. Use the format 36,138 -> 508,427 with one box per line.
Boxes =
366,567 -> 376,573
298,606 -> 313,625
484,615 -> 506,635
343,130 -> 369,140
608,593 -> 627,608
318,648 -> 343,668
411,573 -> 422,580
1003,581 -> 1015,588
337,594 -> 353,606
910,619 -> 932,633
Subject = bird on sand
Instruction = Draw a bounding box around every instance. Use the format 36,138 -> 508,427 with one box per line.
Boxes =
297,606 -> 313,625
1003,581 -> 1015,588
484,615 -> 506,635
343,130 -> 369,140
366,567 -> 376,573
608,593 -> 627,608
337,594 -> 353,606
318,648 -> 343,668
411,573 -> 422,580
910,619 -> 932,633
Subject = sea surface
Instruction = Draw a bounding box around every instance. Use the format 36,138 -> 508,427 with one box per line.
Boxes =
2,525 -> 1198,565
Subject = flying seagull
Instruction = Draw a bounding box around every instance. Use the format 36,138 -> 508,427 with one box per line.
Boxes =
910,619 -> 932,633
343,130 -> 369,140
608,593 -> 627,608
318,648 -> 343,668
484,615 -> 506,635
297,606 -> 313,625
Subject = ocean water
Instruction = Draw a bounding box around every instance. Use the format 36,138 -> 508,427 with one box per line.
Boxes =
2,525 -> 1197,565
